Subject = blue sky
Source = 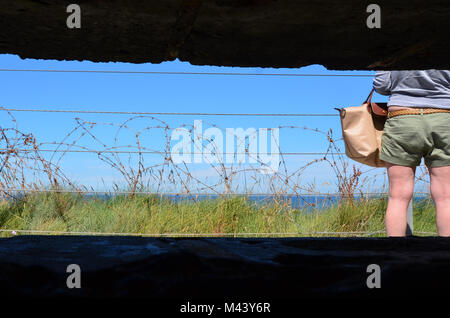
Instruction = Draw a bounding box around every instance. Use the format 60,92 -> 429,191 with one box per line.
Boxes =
2,53 -> 427,194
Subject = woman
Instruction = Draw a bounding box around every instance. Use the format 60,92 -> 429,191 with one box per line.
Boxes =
374,70 -> 450,237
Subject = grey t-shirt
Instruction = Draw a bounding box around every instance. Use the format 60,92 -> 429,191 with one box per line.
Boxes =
373,70 -> 450,109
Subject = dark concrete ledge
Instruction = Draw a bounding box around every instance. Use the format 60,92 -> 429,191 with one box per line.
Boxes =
1,0 -> 450,70
1,235 -> 450,301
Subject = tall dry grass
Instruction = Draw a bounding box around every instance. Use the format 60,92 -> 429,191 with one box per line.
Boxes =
0,107 -> 434,236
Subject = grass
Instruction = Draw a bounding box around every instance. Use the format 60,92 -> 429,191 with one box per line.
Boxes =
2,109 -> 438,238
0,193 -> 438,238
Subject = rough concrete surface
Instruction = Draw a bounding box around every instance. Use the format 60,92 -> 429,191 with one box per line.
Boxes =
1,236 -> 450,300
1,0 -> 450,70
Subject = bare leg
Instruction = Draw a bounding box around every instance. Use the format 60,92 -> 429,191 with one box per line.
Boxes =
385,162 -> 416,237
428,165 -> 450,236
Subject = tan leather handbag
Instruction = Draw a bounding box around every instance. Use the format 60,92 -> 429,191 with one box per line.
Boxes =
335,89 -> 388,168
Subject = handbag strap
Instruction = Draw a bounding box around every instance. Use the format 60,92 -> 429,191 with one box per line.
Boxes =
364,88 -> 375,104
365,88 -> 388,116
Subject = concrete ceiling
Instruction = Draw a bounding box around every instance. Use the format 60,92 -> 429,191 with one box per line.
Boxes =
0,0 -> 449,70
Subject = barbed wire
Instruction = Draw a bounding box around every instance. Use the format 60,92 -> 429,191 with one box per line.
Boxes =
0,148 -> 343,155
3,68 -> 431,239
1,107 -> 340,116
0,69 -> 375,77
0,229 -> 438,237
0,229 -> 384,237
0,188 -> 431,196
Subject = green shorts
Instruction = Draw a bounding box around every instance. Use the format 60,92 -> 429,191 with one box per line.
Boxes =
380,111 -> 450,167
